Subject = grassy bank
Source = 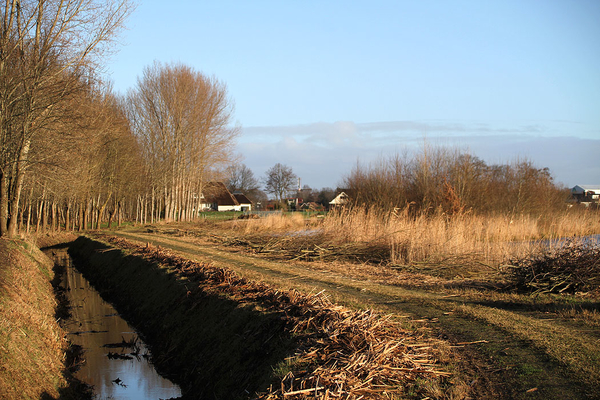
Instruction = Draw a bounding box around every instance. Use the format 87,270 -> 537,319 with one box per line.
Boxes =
0,238 -> 66,399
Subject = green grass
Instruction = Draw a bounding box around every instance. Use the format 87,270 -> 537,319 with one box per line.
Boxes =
198,210 -> 244,220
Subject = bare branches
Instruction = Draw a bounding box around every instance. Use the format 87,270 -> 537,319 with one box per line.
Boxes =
127,62 -> 239,222
265,163 -> 298,205
0,0 -> 134,236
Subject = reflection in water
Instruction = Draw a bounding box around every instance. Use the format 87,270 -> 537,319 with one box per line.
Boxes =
57,251 -> 181,400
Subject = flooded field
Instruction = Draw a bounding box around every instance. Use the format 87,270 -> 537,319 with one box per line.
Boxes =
54,249 -> 181,400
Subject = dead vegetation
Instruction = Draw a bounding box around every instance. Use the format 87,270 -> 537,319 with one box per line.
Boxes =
96,234 -> 460,399
0,239 -> 67,399
503,240 -> 600,295
107,218 -> 600,399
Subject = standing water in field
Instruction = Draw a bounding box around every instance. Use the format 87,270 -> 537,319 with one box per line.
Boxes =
54,249 -> 181,400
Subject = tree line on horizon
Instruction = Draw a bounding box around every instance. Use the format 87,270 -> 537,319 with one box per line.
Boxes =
342,146 -> 571,216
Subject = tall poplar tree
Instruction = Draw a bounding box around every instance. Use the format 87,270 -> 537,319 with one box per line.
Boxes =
127,62 -> 239,222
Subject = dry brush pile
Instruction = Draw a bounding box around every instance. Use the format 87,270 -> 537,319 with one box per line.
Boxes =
95,234 -> 455,399
503,240 -> 600,295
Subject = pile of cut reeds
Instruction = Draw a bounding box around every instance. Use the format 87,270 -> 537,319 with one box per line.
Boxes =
95,234 -> 452,399
214,233 -> 391,265
503,240 -> 600,295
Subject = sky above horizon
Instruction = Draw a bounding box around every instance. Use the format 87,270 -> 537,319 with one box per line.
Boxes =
105,0 -> 600,190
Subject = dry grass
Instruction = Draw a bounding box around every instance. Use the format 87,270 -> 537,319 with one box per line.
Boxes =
233,212 -> 308,234
0,238 -> 67,400
313,206 -> 600,267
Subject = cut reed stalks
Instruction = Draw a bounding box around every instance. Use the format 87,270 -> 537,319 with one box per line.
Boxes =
97,234 -> 457,399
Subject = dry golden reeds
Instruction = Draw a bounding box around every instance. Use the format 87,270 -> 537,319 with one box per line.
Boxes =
317,206 -> 600,268
233,212 -> 308,234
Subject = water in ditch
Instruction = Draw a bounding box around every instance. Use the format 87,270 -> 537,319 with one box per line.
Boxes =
54,249 -> 182,400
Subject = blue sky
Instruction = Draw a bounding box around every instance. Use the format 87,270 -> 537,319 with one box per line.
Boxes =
106,0 -> 600,189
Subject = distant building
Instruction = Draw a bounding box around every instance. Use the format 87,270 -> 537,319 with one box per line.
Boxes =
233,193 -> 253,212
571,185 -> 600,205
329,189 -> 356,207
300,201 -> 326,212
201,182 -> 253,211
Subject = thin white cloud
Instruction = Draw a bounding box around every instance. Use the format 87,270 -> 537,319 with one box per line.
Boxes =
238,120 -> 599,190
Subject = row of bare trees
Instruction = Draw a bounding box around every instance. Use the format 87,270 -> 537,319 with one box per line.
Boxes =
0,1 -> 240,238
0,0 -> 135,238
126,62 -> 239,223
343,145 -> 568,216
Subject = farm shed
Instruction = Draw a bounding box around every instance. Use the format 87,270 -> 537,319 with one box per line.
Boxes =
571,185 -> 600,205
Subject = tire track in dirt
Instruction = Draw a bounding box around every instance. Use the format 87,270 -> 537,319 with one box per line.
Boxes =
107,230 -> 597,399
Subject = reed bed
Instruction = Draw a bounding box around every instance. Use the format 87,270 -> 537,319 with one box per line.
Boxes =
316,206 -> 600,267
227,207 -> 600,270
235,212 -> 308,234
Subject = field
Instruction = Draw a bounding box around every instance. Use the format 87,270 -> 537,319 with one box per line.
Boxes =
107,208 -> 600,399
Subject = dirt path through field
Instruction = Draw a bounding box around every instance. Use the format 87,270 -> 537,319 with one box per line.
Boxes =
106,229 -> 599,399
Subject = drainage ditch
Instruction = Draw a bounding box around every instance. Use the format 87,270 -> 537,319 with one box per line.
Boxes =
50,246 -> 182,400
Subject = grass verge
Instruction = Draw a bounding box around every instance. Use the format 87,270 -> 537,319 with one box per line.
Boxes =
0,238 -> 66,399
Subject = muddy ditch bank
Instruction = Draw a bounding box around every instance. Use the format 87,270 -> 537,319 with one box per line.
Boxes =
68,235 -> 295,399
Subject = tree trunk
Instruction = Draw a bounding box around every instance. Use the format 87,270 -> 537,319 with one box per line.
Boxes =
151,188 -> 155,224
51,200 -> 57,232
0,172 -> 8,236
7,131 -> 32,238
96,192 -> 112,230
65,201 -> 71,232
117,200 -> 122,227
42,199 -> 48,232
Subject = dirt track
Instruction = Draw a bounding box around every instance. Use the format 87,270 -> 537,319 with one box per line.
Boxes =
106,229 -> 599,399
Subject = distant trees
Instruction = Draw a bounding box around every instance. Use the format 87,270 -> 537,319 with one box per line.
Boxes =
315,187 -> 336,208
224,163 -> 265,203
264,163 -> 297,205
0,0 -> 134,237
343,145 -> 568,216
225,163 -> 257,191
126,62 -> 239,222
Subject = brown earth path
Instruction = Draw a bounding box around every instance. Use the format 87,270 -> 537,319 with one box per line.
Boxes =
104,229 -> 599,400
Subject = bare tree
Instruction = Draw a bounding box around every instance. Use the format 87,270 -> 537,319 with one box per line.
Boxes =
127,62 -> 239,222
0,0 -> 134,237
264,163 -> 297,205
225,163 -> 259,194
